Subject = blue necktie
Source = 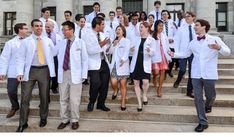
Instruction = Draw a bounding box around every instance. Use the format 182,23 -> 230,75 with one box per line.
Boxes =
189,25 -> 193,42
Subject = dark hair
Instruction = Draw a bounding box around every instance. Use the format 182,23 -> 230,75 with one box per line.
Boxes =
196,19 -> 210,33
75,14 -> 86,21
161,10 -> 171,19
115,25 -> 126,38
41,7 -> 50,13
92,17 -> 104,29
141,21 -> 151,33
140,11 -> 147,21
148,14 -> 155,19
131,13 -> 138,19
93,2 -> 100,7
186,11 -> 196,17
62,21 -> 75,32
31,19 -> 42,27
109,11 -> 115,16
97,13 -> 106,18
64,10 -> 72,16
153,20 -> 164,40
154,1 -> 161,6
116,6 -> 123,11
14,23 -> 27,34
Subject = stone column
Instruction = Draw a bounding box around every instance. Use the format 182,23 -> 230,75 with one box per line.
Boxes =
56,0 -> 73,26
16,0 -> 34,26
196,0 -> 216,30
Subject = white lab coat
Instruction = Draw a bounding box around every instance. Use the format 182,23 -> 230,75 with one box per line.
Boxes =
130,36 -> 155,74
156,32 -> 172,62
16,34 -> 55,81
173,23 -> 196,57
84,29 -> 109,70
0,36 -> 23,78
108,37 -> 130,76
57,37 -> 88,84
174,34 -> 231,79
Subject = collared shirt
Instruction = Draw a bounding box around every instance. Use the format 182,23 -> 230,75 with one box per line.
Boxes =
67,35 -> 75,69
174,23 -> 196,55
47,31 -> 56,45
31,34 -> 48,66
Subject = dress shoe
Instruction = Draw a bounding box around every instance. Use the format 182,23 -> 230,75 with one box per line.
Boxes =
82,79 -> 89,85
112,90 -> 119,100
194,124 -> 208,132
71,122 -> 79,130
57,121 -> 70,129
51,88 -> 58,94
97,104 -> 110,111
87,103 -> 94,112
186,92 -> 194,98
168,72 -> 174,77
39,119 -> 47,127
120,106 -> 126,111
173,82 -> 179,88
6,108 -> 19,118
16,123 -> 28,132
205,107 -> 212,113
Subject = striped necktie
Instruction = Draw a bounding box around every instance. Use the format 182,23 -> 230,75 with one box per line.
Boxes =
165,21 -> 168,36
37,37 -> 45,65
63,39 -> 71,71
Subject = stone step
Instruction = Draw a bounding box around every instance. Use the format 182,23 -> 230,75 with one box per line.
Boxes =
0,100 -> 234,125
1,89 -> 234,107
1,82 -> 234,94
1,114 -> 234,132
217,59 -> 234,69
171,68 -> 234,76
164,75 -> 234,84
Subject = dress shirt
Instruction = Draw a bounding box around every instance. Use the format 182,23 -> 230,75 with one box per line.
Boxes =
174,34 -> 231,79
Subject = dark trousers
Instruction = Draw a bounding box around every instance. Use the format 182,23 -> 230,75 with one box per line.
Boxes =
88,60 -> 110,105
7,78 -> 20,109
192,78 -> 216,125
19,66 -> 50,126
167,48 -> 179,74
51,56 -> 58,90
175,54 -> 194,93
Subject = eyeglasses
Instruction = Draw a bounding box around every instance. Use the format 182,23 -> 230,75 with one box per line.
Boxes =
185,15 -> 192,18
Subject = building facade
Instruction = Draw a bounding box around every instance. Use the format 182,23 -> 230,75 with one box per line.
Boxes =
0,0 -> 234,36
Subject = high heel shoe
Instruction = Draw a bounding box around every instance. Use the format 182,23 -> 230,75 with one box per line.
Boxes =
120,106 -> 126,111
143,101 -> 148,105
112,90 -> 119,100
137,107 -> 142,112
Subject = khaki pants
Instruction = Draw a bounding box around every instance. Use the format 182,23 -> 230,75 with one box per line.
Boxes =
59,70 -> 82,123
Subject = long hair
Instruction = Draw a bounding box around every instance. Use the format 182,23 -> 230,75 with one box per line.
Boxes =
152,20 -> 164,40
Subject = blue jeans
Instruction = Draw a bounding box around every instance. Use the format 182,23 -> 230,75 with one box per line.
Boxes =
174,54 -> 193,93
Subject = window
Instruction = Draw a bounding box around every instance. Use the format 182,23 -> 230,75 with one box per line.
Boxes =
216,2 -> 228,31
47,7 -> 56,21
83,5 -> 93,15
122,0 -> 143,14
166,3 -> 184,21
4,12 -> 16,35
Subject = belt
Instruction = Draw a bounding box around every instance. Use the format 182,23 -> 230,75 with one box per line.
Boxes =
31,65 -> 48,69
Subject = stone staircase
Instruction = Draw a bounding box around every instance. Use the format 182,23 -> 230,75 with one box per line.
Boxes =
0,58 -> 234,132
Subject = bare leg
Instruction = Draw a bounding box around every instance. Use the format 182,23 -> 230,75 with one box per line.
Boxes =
157,70 -> 165,97
134,80 -> 142,109
110,77 -> 118,100
153,69 -> 159,96
120,78 -> 127,108
142,79 -> 149,104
